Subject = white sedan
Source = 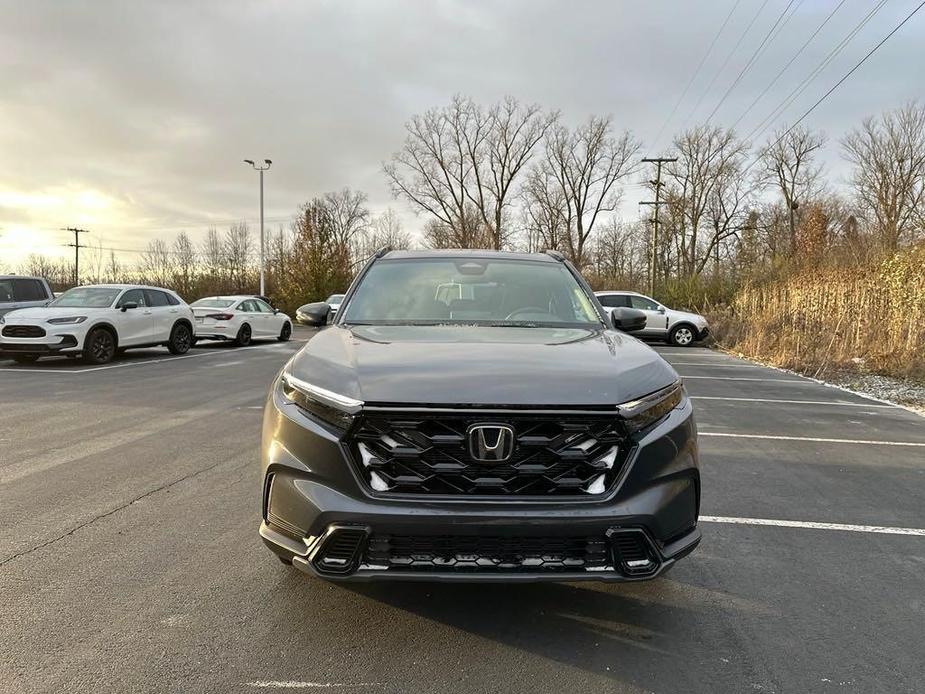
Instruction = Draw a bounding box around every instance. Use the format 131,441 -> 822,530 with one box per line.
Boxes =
191,295 -> 292,346
0,284 -> 194,364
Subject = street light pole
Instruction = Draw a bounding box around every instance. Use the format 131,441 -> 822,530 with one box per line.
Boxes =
243,158 -> 272,296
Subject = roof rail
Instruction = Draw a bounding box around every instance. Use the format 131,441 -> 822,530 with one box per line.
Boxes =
544,249 -> 565,262
374,246 -> 392,259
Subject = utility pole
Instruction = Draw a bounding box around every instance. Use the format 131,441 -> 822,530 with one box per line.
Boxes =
244,159 -> 272,296
639,157 -> 676,297
62,227 -> 90,287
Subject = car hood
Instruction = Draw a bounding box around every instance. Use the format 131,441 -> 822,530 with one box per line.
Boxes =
286,325 -> 678,407
2,306 -> 110,322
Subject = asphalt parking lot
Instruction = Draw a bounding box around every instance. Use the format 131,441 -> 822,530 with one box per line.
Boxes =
2,329 -> 924,694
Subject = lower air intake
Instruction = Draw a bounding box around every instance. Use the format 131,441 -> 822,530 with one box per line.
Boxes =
364,534 -> 610,572
607,528 -> 661,577
312,526 -> 369,575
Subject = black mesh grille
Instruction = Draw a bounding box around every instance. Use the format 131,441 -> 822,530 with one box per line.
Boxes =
348,411 -> 628,497
365,534 -> 610,572
2,325 -> 46,338
313,528 -> 368,575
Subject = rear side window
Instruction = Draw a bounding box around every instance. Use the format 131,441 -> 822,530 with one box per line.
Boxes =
598,294 -> 629,308
165,292 -> 180,306
12,279 -> 49,302
254,299 -> 274,313
144,290 -> 170,307
0,280 -> 12,303
117,289 -> 147,308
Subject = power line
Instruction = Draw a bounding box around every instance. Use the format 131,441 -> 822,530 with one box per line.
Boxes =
651,0 -> 744,152
731,0 -> 849,131
685,0 -> 773,124
747,0 -> 925,174
704,0 -> 801,125
746,0 -> 890,143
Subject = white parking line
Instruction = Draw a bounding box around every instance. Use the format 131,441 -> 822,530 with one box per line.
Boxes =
681,375 -> 809,383
246,683 -> 381,689
0,342 -> 302,374
691,396 -> 896,408
671,363 -> 762,368
700,432 -> 925,447
701,515 -> 925,537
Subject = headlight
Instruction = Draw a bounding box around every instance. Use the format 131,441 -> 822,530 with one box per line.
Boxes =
280,371 -> 362,431
47,316 -> 88,325
618,382 -> 685,434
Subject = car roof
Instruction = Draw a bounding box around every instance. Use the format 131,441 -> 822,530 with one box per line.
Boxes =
194,295 -> 262,301
0,275 -> 46,281
381,249 -> 560,263
595,290 -> 644,296
73,284 -> 177,292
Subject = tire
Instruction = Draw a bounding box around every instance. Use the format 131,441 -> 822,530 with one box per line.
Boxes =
234,323 -> 252,347
167,322 -> 193,355
669,324 -> 696,347
83,327 -> 117,364
277,322 -> 292,342
12,354 -> 39,364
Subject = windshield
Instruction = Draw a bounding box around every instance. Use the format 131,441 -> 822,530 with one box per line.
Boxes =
50,287 -> 121,308
192,298 -> 235,308
342,258 -> 601,327
326,294 -> 345,304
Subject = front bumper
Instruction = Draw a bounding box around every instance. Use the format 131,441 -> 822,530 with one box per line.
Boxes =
0,334 -> 80,355
260,387 -> 701,582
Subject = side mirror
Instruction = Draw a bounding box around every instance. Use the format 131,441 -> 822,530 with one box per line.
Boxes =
120,302 -> 138,312
657,307 -> 666,314
295,302 -> 331,325
610,307 -> 647,332
273,308 -> 280,314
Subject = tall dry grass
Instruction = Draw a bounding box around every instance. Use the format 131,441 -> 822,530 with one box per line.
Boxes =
709,244 -> 925,379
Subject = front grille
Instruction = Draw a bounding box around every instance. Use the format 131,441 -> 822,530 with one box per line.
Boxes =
2,325 -> 46,338
365,534 -> 610,572
348,411 -> 628,497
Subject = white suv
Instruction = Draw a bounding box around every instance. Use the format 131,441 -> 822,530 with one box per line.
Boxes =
0,284 -> 194,364
595,291 -> 710,347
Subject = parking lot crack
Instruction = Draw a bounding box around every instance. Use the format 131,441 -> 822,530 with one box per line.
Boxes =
0,458 -> 230,567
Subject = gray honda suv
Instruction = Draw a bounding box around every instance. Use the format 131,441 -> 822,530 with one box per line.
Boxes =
260,249 -> 700,582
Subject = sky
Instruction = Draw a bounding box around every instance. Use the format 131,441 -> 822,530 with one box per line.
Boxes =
2,0 -> 924,270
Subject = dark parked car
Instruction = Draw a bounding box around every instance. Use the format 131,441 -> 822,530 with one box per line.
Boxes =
260,249 -> 700,582
0,275 -> 53,318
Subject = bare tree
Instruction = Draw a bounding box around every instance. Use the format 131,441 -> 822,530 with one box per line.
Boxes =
842,102 -> 925,250
140,239 -> 174,288
172,231 -> 197,296
384,95 -> 553,249
761,126 -> 826,252
528,115 -> 640,268
661,126 -> 751,278
324,187 -> 370,253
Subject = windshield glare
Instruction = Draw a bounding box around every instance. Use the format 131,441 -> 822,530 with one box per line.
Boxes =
50,287 -> 121,308
192,299 -> 235,308
342,258 -> 600,327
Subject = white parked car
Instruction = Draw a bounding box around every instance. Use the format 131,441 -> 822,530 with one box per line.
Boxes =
0,284 -> 194,364
325,293 -> 345,319
191,295 -> 292,346
594,291 -> 710,347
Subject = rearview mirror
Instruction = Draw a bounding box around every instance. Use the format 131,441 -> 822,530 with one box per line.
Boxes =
295,302 -> 331,325
120,302 -> 138,312
610,307 -> 646,332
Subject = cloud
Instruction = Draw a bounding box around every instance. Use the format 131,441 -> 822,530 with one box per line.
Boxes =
1,0 -> 922,267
